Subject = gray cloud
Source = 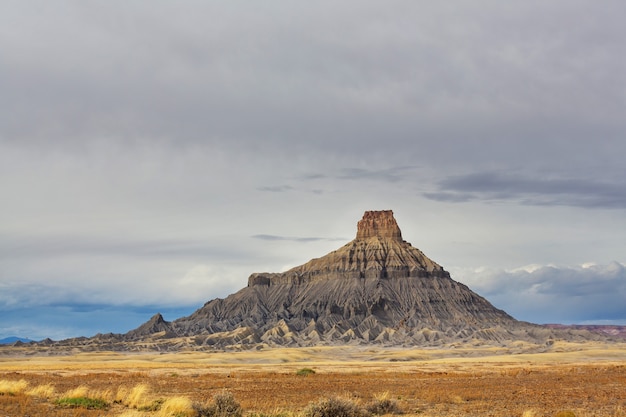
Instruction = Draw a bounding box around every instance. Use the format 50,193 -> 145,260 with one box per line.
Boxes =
255,166 -> 421,196
251,234 -> 346,243
258,185 -> 295,193
1,1 -> 625,169
0,234 -> 250,261
1,1 -> 626,339
0,259 -> 246,311
335,166 -> 418,183
454,262 -> 626,324
425,172 -> 626,209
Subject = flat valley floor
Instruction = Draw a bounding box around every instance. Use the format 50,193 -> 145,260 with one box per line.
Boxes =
1,342 -> 626,417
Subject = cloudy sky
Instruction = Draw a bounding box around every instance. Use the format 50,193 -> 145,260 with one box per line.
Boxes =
2,1 -> 626,341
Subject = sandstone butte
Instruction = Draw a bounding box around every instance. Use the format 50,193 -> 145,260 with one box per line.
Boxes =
7,210 -> 611,353
120,210 -> 603,349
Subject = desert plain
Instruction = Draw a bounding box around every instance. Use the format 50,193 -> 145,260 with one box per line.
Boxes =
1,341 -> 626,417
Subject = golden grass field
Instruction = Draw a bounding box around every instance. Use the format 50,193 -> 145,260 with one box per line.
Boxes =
1,341 -> 625,417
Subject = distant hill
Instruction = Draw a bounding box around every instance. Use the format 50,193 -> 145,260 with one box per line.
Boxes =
543,324 -> 626,339
0,336 -> 34,345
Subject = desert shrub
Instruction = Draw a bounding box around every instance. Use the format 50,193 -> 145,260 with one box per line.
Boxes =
554,411 -> 576,417
304,396 -> 365,417
157,396 -> 196,417
55,396 -> 109,410
0,379 -> 29,395
296,368 -> 316,376
366,392 -> 402,415
195,391 -> 243,417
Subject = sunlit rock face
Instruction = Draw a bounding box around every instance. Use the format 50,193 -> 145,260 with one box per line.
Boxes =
355,210 -> 403,240
249,210 -> 446,285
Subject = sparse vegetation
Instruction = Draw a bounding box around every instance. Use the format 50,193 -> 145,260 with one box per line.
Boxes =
296,367 -> 316,376
195,391 -> 243,417
54,385 -> 112,410
121,383 -> 155,409
1,349 -> 626,417
27,383 -> 55,398
366,392 -> 402,415
138,398 -> 166,412
0,379 -> 29,395
61,385 -> 89,399
55,396 -> 109,409
157,395 -> 195,417
305,396 -> 365,417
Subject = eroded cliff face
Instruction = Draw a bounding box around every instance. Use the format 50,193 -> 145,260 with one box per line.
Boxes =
356,210 -> 403,240
165,210 -> 532,348
248,210 -> 445,286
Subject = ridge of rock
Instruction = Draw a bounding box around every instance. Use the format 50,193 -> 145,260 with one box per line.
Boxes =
125,313 -> 176,340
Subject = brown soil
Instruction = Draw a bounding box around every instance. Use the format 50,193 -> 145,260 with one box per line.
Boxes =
2,361 -> 626,417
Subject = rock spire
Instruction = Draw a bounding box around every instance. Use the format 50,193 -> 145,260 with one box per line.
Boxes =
356,210 -> 403,240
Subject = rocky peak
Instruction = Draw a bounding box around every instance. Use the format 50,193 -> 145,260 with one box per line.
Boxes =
247,210 -> 443,287
125,313 -> 175,340
147,313 -> 166,325
356,210 -> 403,241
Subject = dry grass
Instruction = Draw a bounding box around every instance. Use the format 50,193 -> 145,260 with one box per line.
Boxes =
27,382 -> 56,398
0,378 -> 29,395
120,383 -> 154,409
157,396 -> 195,417
366,391 -> 402,415
61,384 -> 90,399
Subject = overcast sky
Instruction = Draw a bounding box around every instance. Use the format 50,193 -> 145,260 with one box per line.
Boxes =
2,1 -> 626,341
